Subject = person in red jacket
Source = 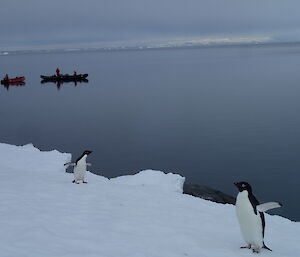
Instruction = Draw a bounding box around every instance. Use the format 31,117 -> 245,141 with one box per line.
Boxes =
56,68 -> 60,76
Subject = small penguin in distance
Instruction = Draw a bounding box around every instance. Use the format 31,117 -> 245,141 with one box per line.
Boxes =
234,181 -> 282,253
64,150 -> 92,184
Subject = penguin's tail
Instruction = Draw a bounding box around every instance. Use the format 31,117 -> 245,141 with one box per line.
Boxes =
263,243 -> 272,251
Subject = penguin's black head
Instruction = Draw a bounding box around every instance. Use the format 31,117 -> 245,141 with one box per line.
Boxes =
83,150 -> 92,155
234,181 -> 252,193
75,150 -> 93,164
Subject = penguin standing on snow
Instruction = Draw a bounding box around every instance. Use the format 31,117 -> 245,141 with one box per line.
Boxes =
234,181 -> 282,253
64,150 -> 92,184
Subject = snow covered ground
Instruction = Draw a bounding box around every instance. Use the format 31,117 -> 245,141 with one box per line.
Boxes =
0,143 -> 299,257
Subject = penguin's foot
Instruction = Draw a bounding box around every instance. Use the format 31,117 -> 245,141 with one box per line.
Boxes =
252,248 -> 260,254
83,181 -> 88,184
72,180 -> 80,184
240,245 -> 251,249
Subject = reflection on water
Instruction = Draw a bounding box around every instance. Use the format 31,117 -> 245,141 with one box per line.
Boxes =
41,79 -> 89,90
1,81 -> 26,91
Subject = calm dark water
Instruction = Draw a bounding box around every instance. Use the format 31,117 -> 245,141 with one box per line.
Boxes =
1,45 -> 300,220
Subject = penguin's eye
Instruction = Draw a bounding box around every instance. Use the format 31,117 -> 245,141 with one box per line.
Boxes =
242,184 -> 246,187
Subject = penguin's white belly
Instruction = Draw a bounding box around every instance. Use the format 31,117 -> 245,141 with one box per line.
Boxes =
73,163 -> 86,182
236,192 -> 263,249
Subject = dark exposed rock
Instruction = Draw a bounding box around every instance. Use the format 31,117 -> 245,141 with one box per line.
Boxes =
183,183 -> 236,205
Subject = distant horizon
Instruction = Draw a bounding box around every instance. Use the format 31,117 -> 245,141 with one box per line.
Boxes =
2,35 -> 300,54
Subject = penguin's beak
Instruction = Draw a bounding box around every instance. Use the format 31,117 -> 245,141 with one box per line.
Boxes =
233,182 -> 240,189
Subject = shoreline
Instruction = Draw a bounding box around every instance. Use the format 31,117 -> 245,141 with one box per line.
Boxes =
183,183 -> 236,205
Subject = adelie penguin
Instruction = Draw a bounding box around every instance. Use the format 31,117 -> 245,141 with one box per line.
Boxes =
64,150 -> 92,184
234,181 -> 282,253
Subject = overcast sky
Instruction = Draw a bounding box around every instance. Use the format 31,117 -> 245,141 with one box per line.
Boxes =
1,0 -> 300,49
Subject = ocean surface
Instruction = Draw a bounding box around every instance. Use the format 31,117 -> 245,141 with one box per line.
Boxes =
1,44 -> 300,220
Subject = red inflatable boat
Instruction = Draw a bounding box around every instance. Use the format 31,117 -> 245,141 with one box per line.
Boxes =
1,76 -> 26,84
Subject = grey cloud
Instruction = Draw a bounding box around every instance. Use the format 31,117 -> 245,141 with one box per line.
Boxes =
1,0 -> 300,48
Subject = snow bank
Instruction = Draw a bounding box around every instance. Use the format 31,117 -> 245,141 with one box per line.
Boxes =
110,169 -> 185,193
0,143 -> 299,257
0,143 -> 71,180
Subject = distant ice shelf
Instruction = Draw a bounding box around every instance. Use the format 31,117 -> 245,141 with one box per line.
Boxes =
0,35 -> 275,56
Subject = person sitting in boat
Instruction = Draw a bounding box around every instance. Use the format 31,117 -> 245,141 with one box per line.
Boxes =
4,74 -> 9,80
56,68 -> 60,76
73,71 -> 77,76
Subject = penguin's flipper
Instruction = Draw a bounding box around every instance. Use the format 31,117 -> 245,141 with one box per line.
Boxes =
86,163 -> 92,166
64,162 -> 76,167
257,202 -> 282,212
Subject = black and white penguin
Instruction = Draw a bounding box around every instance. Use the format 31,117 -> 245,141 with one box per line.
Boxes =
64,150 -> 92,184
234,181 -> 282,253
